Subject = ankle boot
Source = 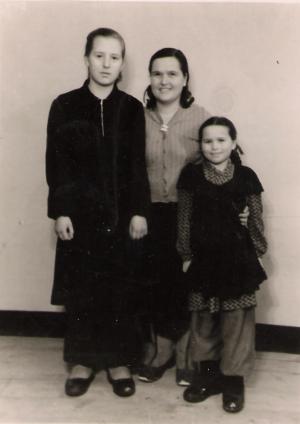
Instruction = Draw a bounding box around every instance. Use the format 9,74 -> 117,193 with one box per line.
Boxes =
222,375 -> 244,413
183,360 -> 222,403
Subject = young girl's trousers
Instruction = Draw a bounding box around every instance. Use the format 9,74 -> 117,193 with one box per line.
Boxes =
190,307 -> 255,376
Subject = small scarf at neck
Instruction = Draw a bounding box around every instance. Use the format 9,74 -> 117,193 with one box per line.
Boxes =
203,159 -> 235,185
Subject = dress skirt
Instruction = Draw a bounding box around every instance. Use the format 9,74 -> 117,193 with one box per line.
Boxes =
140,203 -> 190,341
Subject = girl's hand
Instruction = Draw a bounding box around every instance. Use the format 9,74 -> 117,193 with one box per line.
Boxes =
183,260 -> 192,273
55,216 -> 74,241
129,215 -> 148,240
239,206 -> 249,227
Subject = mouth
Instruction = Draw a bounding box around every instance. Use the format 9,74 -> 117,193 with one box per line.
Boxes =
159,87 -> 171,91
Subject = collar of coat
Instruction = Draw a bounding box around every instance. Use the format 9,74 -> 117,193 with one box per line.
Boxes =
82,79 -> 120,104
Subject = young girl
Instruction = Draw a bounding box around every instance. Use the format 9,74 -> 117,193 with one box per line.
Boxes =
46,28 -> 149,398
176,116 -> 267,412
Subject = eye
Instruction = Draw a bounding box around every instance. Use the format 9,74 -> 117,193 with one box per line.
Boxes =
202,139 -> 212,144
217,138 -> 225,142
151,71 -> 161,77
168,71 -> 177,77
111,55 -> 120,61
96,54 -> 103,58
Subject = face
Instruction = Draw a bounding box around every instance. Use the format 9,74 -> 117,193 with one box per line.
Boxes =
201,125 -> 236,170
150,57 -> 187,106
85,36 -> 124,87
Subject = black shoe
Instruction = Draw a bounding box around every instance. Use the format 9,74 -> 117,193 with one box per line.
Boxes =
176,369 -> 193,387
222,375 -> 244,413
107,371 -> 136,397
138,355 -> 175,383
65,374 -> 95,397
183,360 -> 222,403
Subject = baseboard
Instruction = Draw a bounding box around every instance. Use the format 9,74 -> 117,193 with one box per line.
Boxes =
0,311 -> 66,338
255,323 -> 300,354
0,311 -> 299,354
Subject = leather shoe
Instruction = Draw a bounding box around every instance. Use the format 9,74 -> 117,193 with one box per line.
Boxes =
223,392 -> 244,413
222,375 -> 244,413
184,382 -> 222,403
107,372 -> 135,397
138,355 -> 175,383
65,374 -> 94,397
183,360 -> 222,403
176,369 -> 193,387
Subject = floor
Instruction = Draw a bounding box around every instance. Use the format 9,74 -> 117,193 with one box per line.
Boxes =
0,336 -> 299,424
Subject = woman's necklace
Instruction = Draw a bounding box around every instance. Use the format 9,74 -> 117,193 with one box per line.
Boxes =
159,109 -> 178,135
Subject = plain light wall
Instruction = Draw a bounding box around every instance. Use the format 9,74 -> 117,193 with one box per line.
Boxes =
1,1 -> 300,326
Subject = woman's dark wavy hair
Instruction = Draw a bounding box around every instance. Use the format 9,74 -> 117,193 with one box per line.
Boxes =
198,116 -> 244,166
84,28 -> 125,83
144,48 -> 194,109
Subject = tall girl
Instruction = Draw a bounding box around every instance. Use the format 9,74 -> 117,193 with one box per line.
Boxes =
177,117 -> 267,412
46,28 -> 150,398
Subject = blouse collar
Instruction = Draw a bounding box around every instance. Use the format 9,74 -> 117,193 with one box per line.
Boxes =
145,105 -> 189,126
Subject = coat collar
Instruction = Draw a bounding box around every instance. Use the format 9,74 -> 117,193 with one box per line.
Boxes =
82,79 -> 120,104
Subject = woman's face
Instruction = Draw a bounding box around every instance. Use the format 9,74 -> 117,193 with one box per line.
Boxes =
85,36 -> 124,87
150,57 -> 187,106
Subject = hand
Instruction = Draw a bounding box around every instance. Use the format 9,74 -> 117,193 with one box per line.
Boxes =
129,215 -> 148,240
183,260 -> 192,273
239,206 -> 249,227
55,216 -> 74,241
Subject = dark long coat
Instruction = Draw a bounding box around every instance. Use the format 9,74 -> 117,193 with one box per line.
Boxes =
46,81 -> 150,308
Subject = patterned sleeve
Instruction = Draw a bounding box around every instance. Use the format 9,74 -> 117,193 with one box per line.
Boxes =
177,188 -> 193,261
247,193 -> 268,257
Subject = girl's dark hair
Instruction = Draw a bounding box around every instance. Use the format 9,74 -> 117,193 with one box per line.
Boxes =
144,48 -> 194,109
198,116 -> 243,166
84,27 -> 126,58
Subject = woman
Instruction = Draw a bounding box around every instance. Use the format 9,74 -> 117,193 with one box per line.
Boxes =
138,48 -> 248,386
46,28 -> 150,398
137,48 -> 210,386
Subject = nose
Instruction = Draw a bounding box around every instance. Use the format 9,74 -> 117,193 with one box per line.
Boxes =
161,74 -> 168,85
211,141 -> 219,150
103,55 -> 111,68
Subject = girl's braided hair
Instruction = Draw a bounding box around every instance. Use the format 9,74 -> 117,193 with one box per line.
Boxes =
198,116 -> 243,166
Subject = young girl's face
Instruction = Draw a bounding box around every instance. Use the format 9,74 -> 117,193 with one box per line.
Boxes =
85,36 -> 124,87
201,125 -> 236,171
150,57 -> 187,106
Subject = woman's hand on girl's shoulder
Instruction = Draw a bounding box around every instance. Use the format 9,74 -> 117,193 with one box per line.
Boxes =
129,215 -> 148,240
55,216 -> 74,241
239,206 -> 249,227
